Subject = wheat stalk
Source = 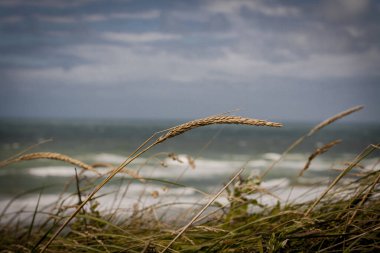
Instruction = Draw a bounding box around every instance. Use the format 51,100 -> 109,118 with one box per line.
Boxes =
155,115 -> 282,144
0,152 -> 144,181
0,152 -> 94,171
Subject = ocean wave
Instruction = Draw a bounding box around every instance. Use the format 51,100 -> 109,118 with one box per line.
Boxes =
142,161 -> 241,180
92,153 -> 146,165
131,157 -> 333,180
28,166 -> 103,177
246,185 -> 326,211
93,153 -> 126,164
262,153 -> 281,160
275,159 -> 332,171
102,150 -> 360,171
247,159 -> 268,167
22,154 -> 334,180
107,183 -> 197,196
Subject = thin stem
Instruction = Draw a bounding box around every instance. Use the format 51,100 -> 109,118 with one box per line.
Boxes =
160,167 -> 245,253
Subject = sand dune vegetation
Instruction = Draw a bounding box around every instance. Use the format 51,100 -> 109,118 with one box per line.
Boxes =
0,108 -> 379,252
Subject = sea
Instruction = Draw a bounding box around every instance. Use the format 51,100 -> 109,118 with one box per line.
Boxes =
0,118 -> 379,224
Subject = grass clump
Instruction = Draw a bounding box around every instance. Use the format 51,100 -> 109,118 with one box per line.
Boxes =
1,108 -> 379,252
1,163 -> 379,252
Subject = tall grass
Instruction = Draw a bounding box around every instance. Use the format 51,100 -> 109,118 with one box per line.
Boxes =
0,109 -> 379,252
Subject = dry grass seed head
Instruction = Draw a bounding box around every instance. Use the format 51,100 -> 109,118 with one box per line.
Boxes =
0,152 -> 94,171
0,152 -> 144,181
299,139 -> 342,176
155,115 -> 282,144
307,105 -> 363,136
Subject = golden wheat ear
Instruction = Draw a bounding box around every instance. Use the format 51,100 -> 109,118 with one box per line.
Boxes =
155,115 -> 282,144
0,152 -> 95,172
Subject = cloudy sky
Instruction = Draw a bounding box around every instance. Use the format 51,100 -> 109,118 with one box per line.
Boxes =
1,0 -> 379,122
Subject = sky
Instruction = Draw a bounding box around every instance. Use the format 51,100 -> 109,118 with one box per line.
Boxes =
0,0 -> 379,122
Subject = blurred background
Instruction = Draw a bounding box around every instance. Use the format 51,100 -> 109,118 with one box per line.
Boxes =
0,0 -> 379,121
0,0 -> 379,219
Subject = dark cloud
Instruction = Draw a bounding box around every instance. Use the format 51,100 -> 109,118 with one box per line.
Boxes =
0,0 -> 379,121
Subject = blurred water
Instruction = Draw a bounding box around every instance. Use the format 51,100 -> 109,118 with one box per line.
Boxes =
0,118 -> 379,222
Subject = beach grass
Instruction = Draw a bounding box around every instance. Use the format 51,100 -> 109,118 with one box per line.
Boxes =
0,109 -> 379,252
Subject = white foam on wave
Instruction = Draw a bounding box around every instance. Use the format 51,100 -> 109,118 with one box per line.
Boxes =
92,153 -> 146,165
247,159 -> 268,168
0,193 -> 78,225
262,153 -> 281,160
261,153 -> 332,171
0,177 -> 331,225
362,158 -> 380,171
28,166 -> 101,177
28,166 -> 77,177
286,153 -> 308,160
23,153 -> 334,181
277,159 -> 330,171
142,158 -> 243,180
138,155 -> 332,180
194,159 -> 242,170
88,152 -> 341,179
107,183 -> 197,197
137,156 -> 331,180
93,153 -> 126,164
163,154 -> 240,169
246,185 -> 326,212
